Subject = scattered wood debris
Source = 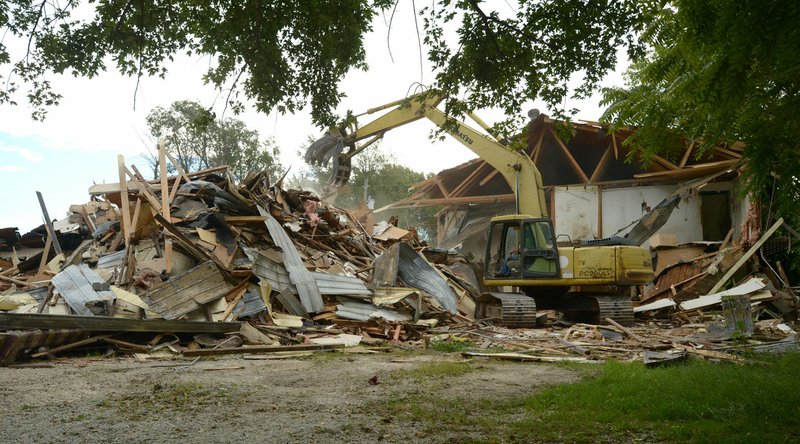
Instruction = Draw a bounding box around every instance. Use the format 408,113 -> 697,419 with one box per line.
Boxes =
1,152 -> 799,367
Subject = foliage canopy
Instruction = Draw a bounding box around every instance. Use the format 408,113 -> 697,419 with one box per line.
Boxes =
601,1 -> 800,221
1,0 -> 642,130
146,100 -> 283,181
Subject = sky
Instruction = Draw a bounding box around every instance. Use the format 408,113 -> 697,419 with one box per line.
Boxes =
0,4 -> 625,233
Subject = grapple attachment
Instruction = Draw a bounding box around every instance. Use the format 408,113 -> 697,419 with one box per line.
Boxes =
304,133 -> 352,186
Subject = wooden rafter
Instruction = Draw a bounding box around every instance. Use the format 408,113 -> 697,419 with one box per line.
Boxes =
450,161 -> 488,197
679,142 -> 694,168
379,194 -> 516,211
531,127 -> 546,163
714,146 -> 741,159
435,177 -> 451,198
547,126 -> 590,183
590,143 -> 614,183
479,169 -> 500,186
651,154 -> 679,170
611,133 -> 620,160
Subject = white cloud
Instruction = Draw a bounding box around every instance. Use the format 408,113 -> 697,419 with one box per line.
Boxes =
0,165 -> 27,172
0,146 -> 44,163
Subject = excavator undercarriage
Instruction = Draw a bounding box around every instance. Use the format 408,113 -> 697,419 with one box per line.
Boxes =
475,289 -> 635,327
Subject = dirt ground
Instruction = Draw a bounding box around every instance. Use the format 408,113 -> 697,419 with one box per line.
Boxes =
0,351 -> 581,443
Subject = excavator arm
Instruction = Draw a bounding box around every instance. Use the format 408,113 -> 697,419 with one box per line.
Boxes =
305,92 -> 548,218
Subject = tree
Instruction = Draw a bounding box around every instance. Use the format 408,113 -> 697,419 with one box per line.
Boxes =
2,1 -> 643,128
290,143 -> 438,240
600,1 -> 800,222
146,100 -> 283,180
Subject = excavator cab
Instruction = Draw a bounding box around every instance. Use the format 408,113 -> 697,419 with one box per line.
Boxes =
485,216 -> 560,280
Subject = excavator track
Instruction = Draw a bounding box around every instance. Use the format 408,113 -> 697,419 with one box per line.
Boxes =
475,292 -> 538,328
594,294 -> 635,326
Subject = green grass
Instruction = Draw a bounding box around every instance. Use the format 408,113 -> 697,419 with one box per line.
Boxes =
428,338 -> 476,352
376,353 -> 800,443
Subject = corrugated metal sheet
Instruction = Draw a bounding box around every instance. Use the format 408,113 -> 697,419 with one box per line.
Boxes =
142,261 -> 234,320
258,206 -> 324,313
396,243 -> 457,314
52,265 -> 115,316
335,301 -> 412,322
248,246 -> 372,298
97,249 -> 126,269
233,290 -> 267,318
310,272 -> 372,297
248,247 -> 295,292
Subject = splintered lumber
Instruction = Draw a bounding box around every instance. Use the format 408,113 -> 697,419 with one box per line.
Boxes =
605,318 -> 645,342
257,205 -> 324,313
30,335 -> 109,358
117,155 -> 133,247
142,261 -> 235,320
461,351 -> 600,363
707,217 -> 784,295
35,191 -> 63,255
0,313 -> 241,333
182,343 -> 344,357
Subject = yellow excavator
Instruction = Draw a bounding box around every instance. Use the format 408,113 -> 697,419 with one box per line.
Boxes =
306,91 -> 654,326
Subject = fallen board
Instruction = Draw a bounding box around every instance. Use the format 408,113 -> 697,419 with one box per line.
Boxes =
0,313 -> 241,333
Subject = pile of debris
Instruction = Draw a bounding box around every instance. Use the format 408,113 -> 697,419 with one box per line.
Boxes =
0,152 -> 478,365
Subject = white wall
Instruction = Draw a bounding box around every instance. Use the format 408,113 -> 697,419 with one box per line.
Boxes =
553,184 -> 719,245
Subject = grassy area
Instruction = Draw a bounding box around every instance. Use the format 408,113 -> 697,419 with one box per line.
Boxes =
380,353 -> 800,443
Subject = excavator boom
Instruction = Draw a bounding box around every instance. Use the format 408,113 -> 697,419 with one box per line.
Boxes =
305,92 -> 548,218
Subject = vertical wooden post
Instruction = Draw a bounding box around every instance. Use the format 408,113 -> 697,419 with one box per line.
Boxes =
158,140 -> 173,274
117,155 -> 132,248
35,191 -> 63,255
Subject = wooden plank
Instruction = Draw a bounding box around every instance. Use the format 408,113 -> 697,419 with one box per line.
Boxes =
479,169 -> 500,187
224,216 -> 267,224
707,218 -> 784,295
435,177 -> 451,198
450,161 -> 487,197
590,144 -> 613,183
713,146 -> 741,159
117,155 -> 132,248
532,128 -> 546,164
548,126 -> 590,183
30,335 -> 109,358
182,343 -> 344,357
679,142 -> 694,167
0,274 -> 31,287
35,191 -> 63,255
219,285 -> 248,321
0,313 -> 241,333
651,154 -> 679,170
35,234 -> 53,280
605,318 -> 645,342
124,168 -> 163,213
158,140 -> 174,274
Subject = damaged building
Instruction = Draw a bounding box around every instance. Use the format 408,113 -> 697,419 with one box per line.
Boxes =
385,114 -> 750,258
